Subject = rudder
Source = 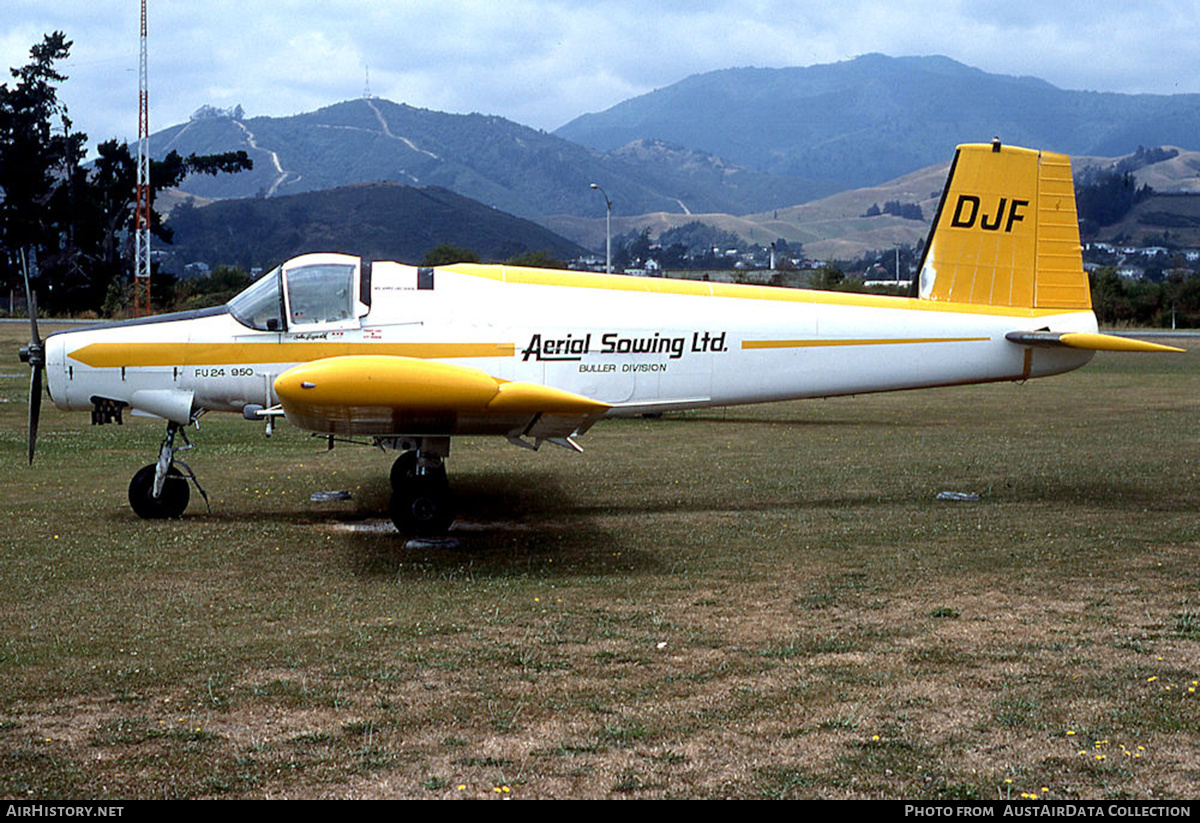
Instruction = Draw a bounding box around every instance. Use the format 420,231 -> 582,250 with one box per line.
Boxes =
917,142 -> 1091,311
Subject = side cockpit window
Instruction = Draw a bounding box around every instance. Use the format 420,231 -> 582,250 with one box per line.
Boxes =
286,264 -> 355,326
228,266 -> 284,331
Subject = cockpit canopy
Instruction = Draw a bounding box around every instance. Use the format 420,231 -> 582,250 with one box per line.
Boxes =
228,253 -> 368,332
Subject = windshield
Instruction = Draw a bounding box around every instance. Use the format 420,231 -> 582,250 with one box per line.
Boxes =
228,266 -> 284,331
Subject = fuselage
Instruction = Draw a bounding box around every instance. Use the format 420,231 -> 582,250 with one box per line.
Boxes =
43,254 -> 1097,437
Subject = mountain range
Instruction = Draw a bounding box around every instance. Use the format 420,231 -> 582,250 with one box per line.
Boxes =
156,99 -> 828,221
557,54 -> 1200,190
156,54 -> 1200,266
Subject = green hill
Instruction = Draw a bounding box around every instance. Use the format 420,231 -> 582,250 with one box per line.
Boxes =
161,182 -> 588,273
1093,194 -> 1200,247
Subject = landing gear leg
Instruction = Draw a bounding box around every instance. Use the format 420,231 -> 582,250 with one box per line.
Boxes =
128,421 -> 208,519
389,437 -> 455,536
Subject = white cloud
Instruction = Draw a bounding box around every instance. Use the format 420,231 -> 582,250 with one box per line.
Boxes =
3,0 -> 1197,153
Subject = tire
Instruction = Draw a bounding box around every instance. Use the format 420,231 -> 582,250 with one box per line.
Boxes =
128,464 -> 190,520
390,475 -> 455,536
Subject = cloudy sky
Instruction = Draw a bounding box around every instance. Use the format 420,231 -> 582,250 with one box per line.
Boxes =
4,0 -> 1198,154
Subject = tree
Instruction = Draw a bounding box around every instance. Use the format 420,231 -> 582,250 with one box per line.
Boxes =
0,33 -> 253,315
0,32 -> 85,304
811,261 -> 845,290
420,243 -> 480,266
30,138 -> 252,315
173,265 -> 251,310
1075,171 -> 1153,233
505,249 -> 565,269
613,227 -> 653,271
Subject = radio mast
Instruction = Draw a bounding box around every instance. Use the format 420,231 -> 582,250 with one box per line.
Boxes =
134,0 -> 152,316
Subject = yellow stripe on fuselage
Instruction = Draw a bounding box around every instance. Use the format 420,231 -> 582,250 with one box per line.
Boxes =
68,341 -> 515,368
742,336 -> 990,350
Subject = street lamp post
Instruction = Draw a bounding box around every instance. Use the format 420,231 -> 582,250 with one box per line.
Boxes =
590,183 -> 612,274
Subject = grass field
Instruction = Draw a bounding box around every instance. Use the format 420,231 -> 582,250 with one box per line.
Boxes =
1,323 -> 1198,799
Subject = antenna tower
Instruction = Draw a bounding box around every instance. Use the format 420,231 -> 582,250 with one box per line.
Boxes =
134,0 -> 152,316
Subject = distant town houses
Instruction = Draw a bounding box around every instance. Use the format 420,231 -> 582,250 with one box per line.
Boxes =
1083,241 -> 1200,280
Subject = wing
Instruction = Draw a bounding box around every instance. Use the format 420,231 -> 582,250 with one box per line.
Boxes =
273,355 -> 611,442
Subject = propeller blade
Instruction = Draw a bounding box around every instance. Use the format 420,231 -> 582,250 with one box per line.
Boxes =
21,248 -> 40,350
20,249 -> 44,465
28,363 -> 41,465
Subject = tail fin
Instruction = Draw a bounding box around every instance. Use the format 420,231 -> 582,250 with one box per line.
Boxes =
916,142 -> 1091,311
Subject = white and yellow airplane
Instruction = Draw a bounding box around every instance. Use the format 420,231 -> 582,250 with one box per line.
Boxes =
17,141 -> 1181,534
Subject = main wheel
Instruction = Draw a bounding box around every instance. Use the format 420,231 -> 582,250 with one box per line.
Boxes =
390,475 -> 455,536
128,464 -> 190,520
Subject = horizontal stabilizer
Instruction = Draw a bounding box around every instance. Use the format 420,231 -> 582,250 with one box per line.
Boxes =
1005,330 -> 1184,353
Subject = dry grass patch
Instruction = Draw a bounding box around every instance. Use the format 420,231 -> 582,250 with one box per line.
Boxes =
1,324 -> 1198,798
